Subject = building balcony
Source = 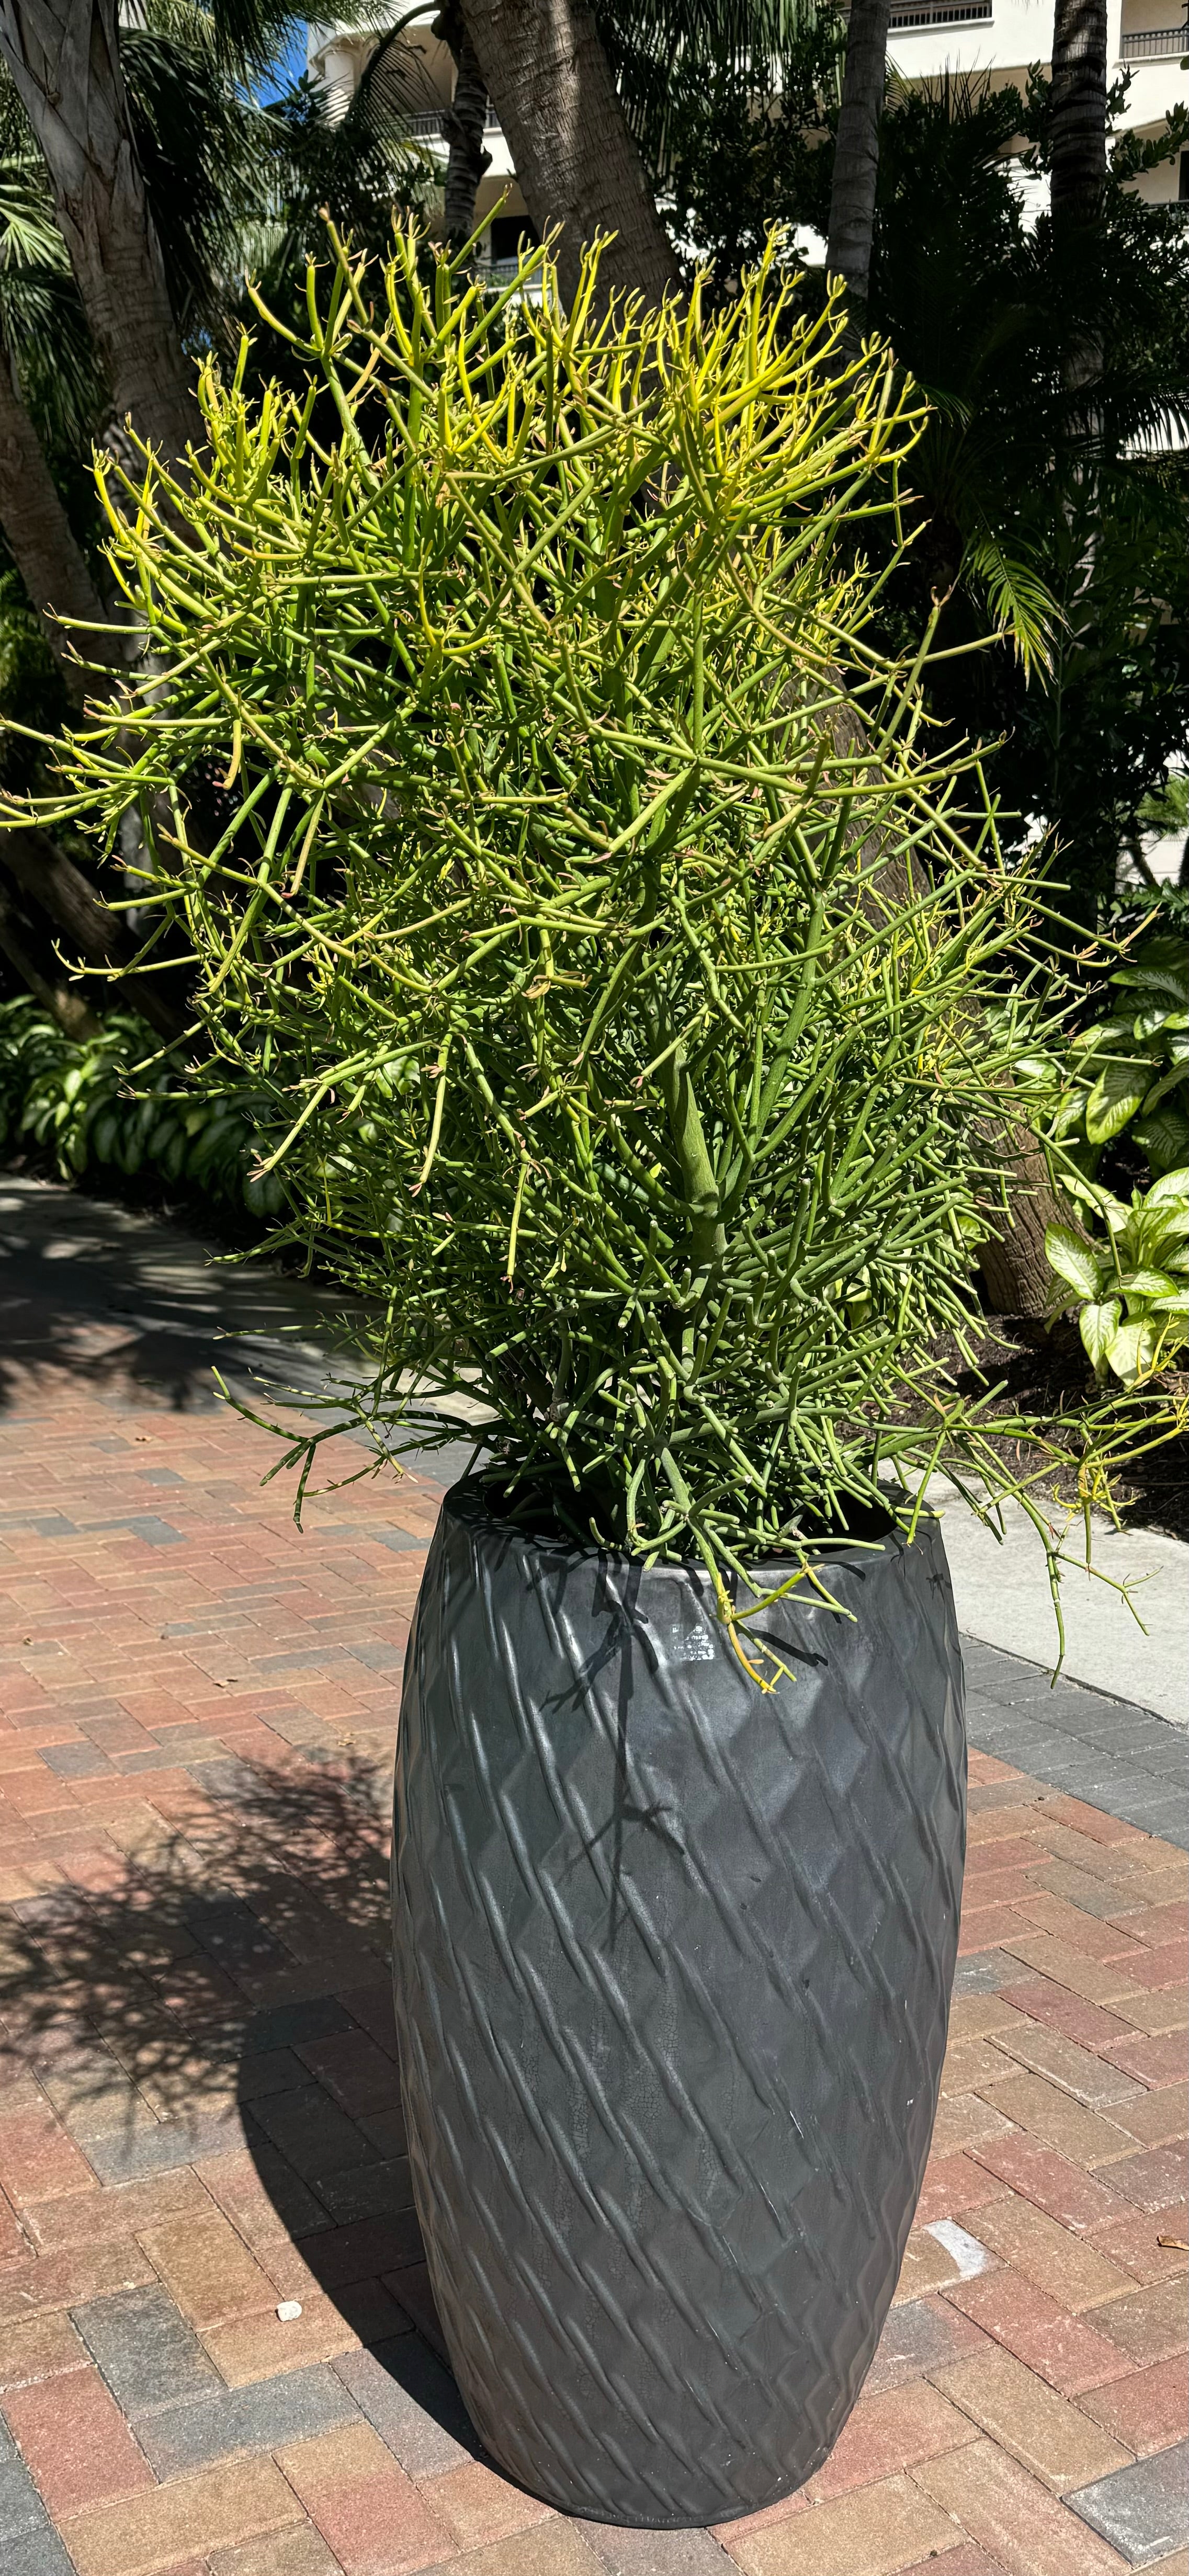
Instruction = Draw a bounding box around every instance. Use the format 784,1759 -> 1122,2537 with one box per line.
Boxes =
1119,21 -> 1189,53
888,2 -> 991,27
410,105 -> 505,137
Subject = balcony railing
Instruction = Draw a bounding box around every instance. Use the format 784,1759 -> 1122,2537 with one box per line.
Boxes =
889,3 -> 991,26
1119,22 -> 1188,52
490,256 -> 543,290
411,106 -> 504,137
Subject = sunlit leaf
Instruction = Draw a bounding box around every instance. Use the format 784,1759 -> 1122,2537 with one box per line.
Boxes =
1147,1165 -> 1189,1206
1085,1058 -> 1152,1145
1107,1319 -> 1160,1384
1117,1268 -> 1182,1298
1079,1296 -> 1122,1377
1045,1225 -> 1105,1301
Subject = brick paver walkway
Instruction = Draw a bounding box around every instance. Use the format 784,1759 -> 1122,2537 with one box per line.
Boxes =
0,1195 -> 1185,2576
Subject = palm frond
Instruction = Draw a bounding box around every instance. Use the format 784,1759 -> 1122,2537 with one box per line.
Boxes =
599,0 -> 833,176
0,65 -> 100,444
124,10 -> 274,336
961,528 -> 1062,677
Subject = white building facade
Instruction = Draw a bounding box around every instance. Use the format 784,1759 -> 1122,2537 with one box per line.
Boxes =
309,0 -> 1189,227
885,0 -> 1188,208
307,12 -> 531,266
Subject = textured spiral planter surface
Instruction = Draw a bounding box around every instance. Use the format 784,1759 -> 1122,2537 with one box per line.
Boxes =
392,1485 -> 967,2528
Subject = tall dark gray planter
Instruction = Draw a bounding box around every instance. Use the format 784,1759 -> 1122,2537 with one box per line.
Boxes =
392,1483 -> 966,2529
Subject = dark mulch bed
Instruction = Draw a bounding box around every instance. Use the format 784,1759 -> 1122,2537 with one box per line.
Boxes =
953,1312 -> 1189,1544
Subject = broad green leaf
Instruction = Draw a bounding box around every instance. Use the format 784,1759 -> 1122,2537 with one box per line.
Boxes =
1130,1208 -> 1189,1261
1150,1290 -> 1189,1319
1045,1224 -> 1104,1300
1134,1006 -> 1189,1040
1051,1090 -> 1091,1139
1117,1268 -> 1182,1299
1141,1064 -> 1189,1116
1132,1109 -> 1189,1175
1113,960 -> 1189,1006
1135,936 -> 1189,971
1085,1059 -> 1152,1144
1070,1017 -> 1131,1056
89,1108 -> 120,1163
1147,1166 -> 1189,1205
1079,1296 -> 1122,1375
1107,1319 -> 1159,1384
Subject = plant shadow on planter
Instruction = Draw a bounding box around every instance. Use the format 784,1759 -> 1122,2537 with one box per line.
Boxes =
0,1750 -> 484,2470
394,1491 -> 965,2526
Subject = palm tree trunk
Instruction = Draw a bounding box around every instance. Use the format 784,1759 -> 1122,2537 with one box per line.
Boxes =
0,826 -> 184,1041
1050,0 -> 1107,414
458,0 -> 679,310
0,0 -> 199,467
0,882 -> 100,1035
0,341 -> 124,693
436,2 -> 492,251
826,0 -> 892,321
1050,0 -> 1108,239
975,1136 -> 1069,1318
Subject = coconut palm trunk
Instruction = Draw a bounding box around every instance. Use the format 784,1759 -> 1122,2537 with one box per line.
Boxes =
1049,0 -> 1108,412
0,825 -> 184,1039
0,340 -> 124,690
1050,0 -> 1108,238
826,0 -> 892,320
436,1 -> 492,249
0,881 -> 99,1033
458,0 -> 679,308
0,0 -> 198,465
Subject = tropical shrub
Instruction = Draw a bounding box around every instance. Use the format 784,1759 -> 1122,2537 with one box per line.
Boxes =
1009,933 -> 1189,1382
0,996 -> 285,1213
1022,936 -> 1189,1184
1046,1172 -> 1189,1387
20,228 -> 1177,1653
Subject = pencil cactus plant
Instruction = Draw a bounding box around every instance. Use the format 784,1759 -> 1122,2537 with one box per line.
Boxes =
18,225 -> 1174,1653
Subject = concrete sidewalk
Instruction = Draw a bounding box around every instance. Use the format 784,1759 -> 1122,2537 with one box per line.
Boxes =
936,1492 -> 1187,1734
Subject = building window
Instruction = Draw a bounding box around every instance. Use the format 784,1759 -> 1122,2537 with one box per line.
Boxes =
490,215 -> 540,263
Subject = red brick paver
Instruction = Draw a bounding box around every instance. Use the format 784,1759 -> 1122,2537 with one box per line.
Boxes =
0,1349 -> 1184,2576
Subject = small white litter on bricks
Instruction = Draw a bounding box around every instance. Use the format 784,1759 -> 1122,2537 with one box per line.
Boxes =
924,2218 -> 993,2279
276,2301 -> 303,2322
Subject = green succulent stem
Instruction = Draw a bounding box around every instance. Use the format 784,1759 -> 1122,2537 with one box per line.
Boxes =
9,220 -> 1182,1667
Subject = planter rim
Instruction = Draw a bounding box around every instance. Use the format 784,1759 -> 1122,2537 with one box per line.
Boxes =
437,1473 -> 936,1589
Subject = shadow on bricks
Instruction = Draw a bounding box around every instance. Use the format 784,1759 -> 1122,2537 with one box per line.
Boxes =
0,1749 -> 473,2448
